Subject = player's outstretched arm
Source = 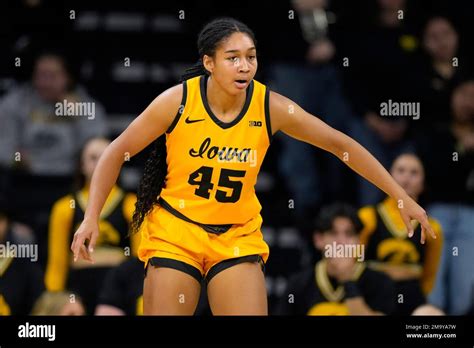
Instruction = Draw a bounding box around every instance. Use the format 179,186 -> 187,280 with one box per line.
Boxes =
269,91 -> 436,244
71,84 -> 183,262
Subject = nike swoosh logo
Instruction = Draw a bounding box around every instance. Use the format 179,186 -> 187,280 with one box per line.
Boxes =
185,116 -> 205,124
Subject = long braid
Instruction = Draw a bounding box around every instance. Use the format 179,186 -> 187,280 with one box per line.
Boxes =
130,135 -> 166,234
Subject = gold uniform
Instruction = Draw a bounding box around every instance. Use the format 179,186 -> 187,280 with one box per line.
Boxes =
138,75 -> 272,281
358,197 -> 443,295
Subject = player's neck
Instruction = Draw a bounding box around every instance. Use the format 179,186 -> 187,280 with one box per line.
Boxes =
206,75 -> 246,120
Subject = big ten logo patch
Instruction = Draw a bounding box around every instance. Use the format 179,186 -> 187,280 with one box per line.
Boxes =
249,120 -> 262,127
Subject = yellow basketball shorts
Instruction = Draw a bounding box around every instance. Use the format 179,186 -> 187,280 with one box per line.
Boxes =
137,204 -> 270,283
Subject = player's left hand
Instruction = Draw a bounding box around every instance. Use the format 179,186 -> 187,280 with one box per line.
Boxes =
397,194 -> 437,244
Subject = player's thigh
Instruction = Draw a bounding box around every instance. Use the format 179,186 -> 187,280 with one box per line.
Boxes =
143,266 -> 201,315
207,261 -> 267,315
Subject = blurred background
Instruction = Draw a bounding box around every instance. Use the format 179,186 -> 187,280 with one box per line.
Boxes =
0,0 -> 473,316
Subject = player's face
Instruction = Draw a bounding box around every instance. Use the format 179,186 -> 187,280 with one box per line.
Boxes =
390,154 -> 424,200
204,32 -> 257,95
81,138 -> 110,182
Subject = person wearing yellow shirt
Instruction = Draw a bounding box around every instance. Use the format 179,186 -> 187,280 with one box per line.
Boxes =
45,137 -> 140,314
358,153 -> 443,315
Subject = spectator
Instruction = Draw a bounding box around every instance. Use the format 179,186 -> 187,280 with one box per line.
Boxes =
0,203 -> 44,315
31,291 -> 85,315
411,16 -> 472,131
95,257 -> 145,316
358,153 -> 444,315
344,0 -> 421,205
277,203 -> 396,315
44,137 -> 140,315
0,52 -> 107,176
267,0 -> 357,217
419,81 -> 474,315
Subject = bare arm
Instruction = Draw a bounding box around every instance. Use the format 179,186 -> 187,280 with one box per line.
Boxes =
270,91 -> 436,243
71,84 -> 183,261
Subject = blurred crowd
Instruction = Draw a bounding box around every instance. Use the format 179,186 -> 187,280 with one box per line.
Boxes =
0,0 -> 473,316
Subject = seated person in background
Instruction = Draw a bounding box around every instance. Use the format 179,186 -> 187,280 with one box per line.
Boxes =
277,203 -> 395,315
95,257 -> 212,316
95,257 -> 144,316
358,153 -> 443,315
45,137 -> 140,314
0,203 -> 44,315
31,291 -> 85,315
0,51 -> 106,176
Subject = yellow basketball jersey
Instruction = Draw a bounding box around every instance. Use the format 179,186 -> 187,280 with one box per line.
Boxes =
159,75 -> 272,225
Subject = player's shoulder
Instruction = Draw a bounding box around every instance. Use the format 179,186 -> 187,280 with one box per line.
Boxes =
158,82 -> 184,103
268,90 -> 291,110
266,90 -> 297,132
146,83 -> 185,127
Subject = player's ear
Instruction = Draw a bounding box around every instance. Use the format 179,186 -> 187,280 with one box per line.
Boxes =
203,54 -> 214,74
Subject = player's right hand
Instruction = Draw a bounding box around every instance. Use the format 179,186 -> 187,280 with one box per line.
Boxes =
70,219 -> 99,263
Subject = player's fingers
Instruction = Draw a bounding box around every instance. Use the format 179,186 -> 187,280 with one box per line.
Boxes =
70,233 -> 77,252
420,213 -> 436,240
71,231 -> 79,247
88,232 -> 98,254
420,225 -> 426,245
400,211 -> 414,238
79,245 -> 94,263
71,234 -> 84,262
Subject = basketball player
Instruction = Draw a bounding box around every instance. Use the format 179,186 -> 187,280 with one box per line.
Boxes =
71,18 -> 437,315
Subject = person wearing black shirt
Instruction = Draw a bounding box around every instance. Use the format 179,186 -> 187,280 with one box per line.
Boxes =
0,206 -> 44,315
419,81 -> 474,315
277,203 -> 396,315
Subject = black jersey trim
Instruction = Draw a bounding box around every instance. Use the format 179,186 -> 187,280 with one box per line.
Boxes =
147,257 -> 202,283
264,87 -> 273,143
158,197 -> 233,234
200,75 -> 254,129
205,254 -> 265,283
166,81 -> 187,134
